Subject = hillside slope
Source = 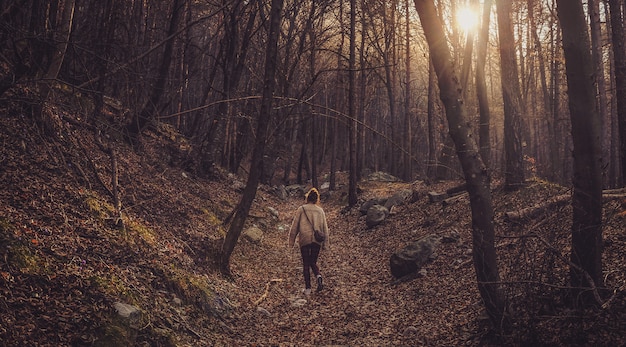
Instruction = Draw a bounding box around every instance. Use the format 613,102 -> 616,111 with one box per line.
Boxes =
1,101 -> 625,346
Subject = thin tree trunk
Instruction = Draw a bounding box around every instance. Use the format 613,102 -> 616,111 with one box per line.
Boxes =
220,0 -> 283,277
555,0 -> 604,305
476,0 -> 492,168
404,0 -> 413,181
427,59 -> 437,179
348,0 -> 358,207
414,0 -> 508,329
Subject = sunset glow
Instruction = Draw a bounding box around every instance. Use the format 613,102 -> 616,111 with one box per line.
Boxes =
456,6 -> 479,33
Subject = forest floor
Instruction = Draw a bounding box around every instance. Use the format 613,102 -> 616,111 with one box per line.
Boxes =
1,99 -> 626,346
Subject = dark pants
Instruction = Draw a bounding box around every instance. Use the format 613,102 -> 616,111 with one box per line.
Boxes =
300,243 -> 321,289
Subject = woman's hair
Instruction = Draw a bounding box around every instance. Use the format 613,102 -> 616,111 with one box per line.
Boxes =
305,187 -> 320,204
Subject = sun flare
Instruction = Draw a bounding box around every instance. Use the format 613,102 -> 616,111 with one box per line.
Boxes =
456,6 -> 479,33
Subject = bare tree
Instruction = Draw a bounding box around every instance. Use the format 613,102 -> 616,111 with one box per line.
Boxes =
220,0 -> 284,277
555,0 -> 604,305
413,0 -> 508,328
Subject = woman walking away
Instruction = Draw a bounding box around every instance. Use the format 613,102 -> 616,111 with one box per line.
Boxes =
288,187 -> 329,296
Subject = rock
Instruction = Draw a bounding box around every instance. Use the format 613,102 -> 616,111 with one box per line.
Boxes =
320,182 -> 330,190
403,326 -> 419,336
285,184 -> 306,196
366,204 -> 389,228
256,306 -> 272,317
359,198 -> 387,215
441,230 -> 460,243
291,298 -> 308,307
267,206 -> 279,219
113,302 -> 141,322
274,185 -> 288,200
172,295 -> 183,306
389,234 -> 439,278
384,189 -> 414,210
366,171 -> 401,182
243,226 -> 263,244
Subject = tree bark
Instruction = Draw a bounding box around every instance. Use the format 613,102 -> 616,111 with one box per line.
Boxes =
348,0 -> 358,207
476,0 -> 492,168
220,0 -> 283,277
496,0 -> 525,190
414,0 -> 508,329
556,0 -> 604,305
588,0 -> 611,187
607,0 -> 626,186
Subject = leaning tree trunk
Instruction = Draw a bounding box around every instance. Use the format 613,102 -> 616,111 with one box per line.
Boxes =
414,0 -> 508,329
555,0 -> 604,306
219,0 -> 283,277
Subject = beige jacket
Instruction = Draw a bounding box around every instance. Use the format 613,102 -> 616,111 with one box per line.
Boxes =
288,204 -> 329,249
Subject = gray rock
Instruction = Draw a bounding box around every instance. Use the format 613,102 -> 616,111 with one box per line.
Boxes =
359,198 -> 387,215
113,302 -> 141,322
267,206 -> 279,219
243,226 -> 263,244
389,234 -> 439,278
366,171 -> 401,182
366,204 -> 389,228
384,189 -> 414,210
256,306 -> 272,317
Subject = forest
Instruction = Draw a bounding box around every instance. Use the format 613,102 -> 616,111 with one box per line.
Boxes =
1,0 -> 626,345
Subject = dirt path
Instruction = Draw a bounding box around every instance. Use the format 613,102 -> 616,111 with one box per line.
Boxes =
220,186 -> 483,346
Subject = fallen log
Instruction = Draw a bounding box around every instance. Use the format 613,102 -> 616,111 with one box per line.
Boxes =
504,191 -> 626,222
442,192 -> 468,206
504,194 -> 570,222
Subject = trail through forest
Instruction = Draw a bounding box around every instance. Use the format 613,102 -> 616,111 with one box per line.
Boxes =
221,184 -> 487,346
1,112 -> 625,346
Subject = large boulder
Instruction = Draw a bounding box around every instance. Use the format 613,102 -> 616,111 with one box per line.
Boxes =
390,234 -> 439,278
243,225 -> 264,244
366,204 -> 389,228
359,198 -> 387,215
384,188 -> 414,210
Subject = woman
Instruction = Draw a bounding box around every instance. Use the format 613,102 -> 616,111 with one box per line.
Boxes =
288,187 -> 329,295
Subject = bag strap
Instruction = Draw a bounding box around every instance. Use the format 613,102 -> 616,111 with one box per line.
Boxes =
301,206 -> 314,229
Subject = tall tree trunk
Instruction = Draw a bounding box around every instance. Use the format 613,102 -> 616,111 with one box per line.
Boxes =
220,0 -> 283,277
476,0 -> 492,168
528,0 -> 559,182
414,0 -> 508,328
427,60 -> 438,179
589,0 -> 611,188
607,0 -> 626,186
496,0 -> 525,190
357,0 -> 367,182
555,0 -> 604,305
404,0 -> 413,181
348,0 -> 358,207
